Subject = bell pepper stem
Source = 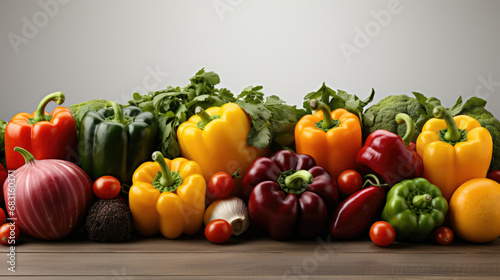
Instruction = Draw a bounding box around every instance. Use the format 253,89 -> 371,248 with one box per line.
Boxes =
14,147 -> 36,164
195,106 -> 215,127
106,101 -> 125,124
310,99 -> 336,130
284,170 -> 314,190
412,194 -> 432,209
395,113 -> 415,147
32,92 -> 65,123
433,106 -> 461,143
152,151 -> 174,187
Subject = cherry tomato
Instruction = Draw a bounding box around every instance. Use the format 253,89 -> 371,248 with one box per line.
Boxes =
205,219 -> 232,244
0,208 -> 6,225
93,176 -> 121,199
208,172 -> 235,199
370,221 -> 395,246
487,171 -> 500,184
435,226 -> 454,245
337,170 -> 363,195
0,223 -> 20,246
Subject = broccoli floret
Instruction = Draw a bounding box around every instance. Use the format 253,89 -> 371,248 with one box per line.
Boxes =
84,198 -> 134,243
68,99 -> 108,128
363,94 -> 441,141
459,106 -> 500,171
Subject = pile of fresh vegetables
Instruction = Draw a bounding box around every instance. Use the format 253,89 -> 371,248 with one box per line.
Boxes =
1,68 -> 500,247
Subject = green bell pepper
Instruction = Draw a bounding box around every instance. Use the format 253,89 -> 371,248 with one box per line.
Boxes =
78,101 -> 158,184
381,178 -> 448,242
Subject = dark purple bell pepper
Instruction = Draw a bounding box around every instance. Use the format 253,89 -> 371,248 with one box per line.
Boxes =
243,150 -> 338,240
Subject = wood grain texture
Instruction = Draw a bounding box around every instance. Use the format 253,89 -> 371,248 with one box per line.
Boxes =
2,251 -> 500,277
0,231 -> 499,279
4,278 -> 500,280
1,275 -> 498,280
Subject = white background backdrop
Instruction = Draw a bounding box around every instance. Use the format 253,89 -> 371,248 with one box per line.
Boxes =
1,0 -> 499,120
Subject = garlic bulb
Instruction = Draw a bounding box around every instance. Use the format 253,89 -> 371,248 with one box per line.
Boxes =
204,196 -> 250,236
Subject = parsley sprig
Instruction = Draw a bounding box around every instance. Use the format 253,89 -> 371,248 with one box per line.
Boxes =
303,83 -> 374,128
129,68 -> 304,158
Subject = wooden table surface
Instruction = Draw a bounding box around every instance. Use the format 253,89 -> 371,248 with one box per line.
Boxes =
1,227 -> 499,280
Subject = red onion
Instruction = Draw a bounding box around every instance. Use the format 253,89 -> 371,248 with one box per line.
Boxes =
3,147 -> 93,240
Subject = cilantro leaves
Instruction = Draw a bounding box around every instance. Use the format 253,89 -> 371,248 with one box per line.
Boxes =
236,86 -> 305,149
302,83 -> 374,128
129,69 -> 302,158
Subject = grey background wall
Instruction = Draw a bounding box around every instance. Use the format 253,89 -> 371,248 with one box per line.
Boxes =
1,0 -> 499,120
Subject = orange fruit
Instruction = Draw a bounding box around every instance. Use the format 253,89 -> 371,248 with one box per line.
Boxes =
449,178 -> 500,243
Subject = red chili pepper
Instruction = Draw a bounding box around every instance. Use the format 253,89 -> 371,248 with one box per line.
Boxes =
329,175 -> 386,239
5,92 -> 77,170
244,150 -> 338,240
356,113 -> 423,186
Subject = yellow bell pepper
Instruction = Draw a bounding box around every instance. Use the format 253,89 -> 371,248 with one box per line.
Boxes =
416,106 -> 493,201
129,152 -> 206,239
177,103 -> 269,197
295,99 -> 362,180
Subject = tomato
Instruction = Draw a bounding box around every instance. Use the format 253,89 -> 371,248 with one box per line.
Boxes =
487,171 -> 500,184
435,226 -> 454,245
337,170 -> 363,195
208,172 -> 235,199
369,221 -> 395,246
0,223 -> 20,246
93,176 -> 121,199
0,208 -> 6,225
205,219 -> 232,244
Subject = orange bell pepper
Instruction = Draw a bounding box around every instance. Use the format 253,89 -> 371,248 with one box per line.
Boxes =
295,100 -> 362,180
129,152 -> 206,239
5,92 -> 77,170
416,106 -> 493,201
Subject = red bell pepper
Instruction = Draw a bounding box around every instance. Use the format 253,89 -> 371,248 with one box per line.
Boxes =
329,175 -> 386,239
409,142 -> 417,152
356,113 -> 423,186
243,150 -> 338,240
5,92 -> 77,170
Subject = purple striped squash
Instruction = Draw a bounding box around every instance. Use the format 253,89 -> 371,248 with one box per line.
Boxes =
3,147 -> 93,240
